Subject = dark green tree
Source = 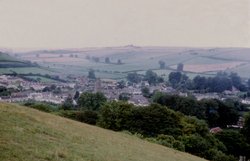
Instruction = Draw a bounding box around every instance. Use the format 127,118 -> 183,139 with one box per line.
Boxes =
216,130 -> 249,158
98,101 -> 134,130
243,112 -> 250,144
217,101 -> 239,127
141,87 -> 150,98
158,60 -> 166,69
117,80 -> 126,89
88,69 -> 96,79
75,110 -> 98,125
193,75 -> 207,91
169,72 -> 182,87
117,59 -> 122,64
229,72 -> 242,89
177,63 -> 184,72
78,92 -> 107,111
0,86 -> 11,96
62,96 -> 74,110
127,72 -> 141,83
105,57 -> 110,63
74,91 -> 80,100
181,134 -> 210,157
118,93 -> 131,101
144,70 -> 158,85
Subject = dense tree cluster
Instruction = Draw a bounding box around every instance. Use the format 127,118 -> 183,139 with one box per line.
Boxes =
0,86 -> 11,96
97,101 -> 236,161
127,70 -> 163,85
168,72 -> 189,88
118,92 -> 131,101
77,92 -> 107,111
168,71 -> 247,92
152,92 -> 240,128
127,72 -> 143,83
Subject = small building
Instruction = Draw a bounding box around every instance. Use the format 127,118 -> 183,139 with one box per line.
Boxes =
210,127 -> 223,134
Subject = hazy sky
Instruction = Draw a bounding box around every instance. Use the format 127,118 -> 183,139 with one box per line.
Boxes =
0,0 -> 249,48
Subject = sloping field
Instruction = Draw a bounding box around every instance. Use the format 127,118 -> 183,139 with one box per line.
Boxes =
171,62 -> 244,73
0,103 -> 206,161
0,52 -> 18,61
0,52 -> 57,75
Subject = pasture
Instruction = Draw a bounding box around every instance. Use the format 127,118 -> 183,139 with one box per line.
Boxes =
0,67 -> 56,75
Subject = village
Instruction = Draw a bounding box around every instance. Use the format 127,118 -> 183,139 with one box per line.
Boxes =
1,73 -> 250,107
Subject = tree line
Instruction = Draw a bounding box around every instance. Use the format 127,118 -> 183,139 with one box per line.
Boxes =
126,70 -> 250,93
169,71 -> 247,93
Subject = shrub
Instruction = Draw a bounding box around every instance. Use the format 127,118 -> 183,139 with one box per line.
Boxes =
75,110 -> 98,125
205,149 -> 236,161
58,110 -> 77,119
31,104 -> 53,112
181,134 -> 210,157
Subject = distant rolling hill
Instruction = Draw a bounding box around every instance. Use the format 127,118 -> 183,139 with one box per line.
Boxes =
0,51 -> 57,76
0,103 -> 206,161
13,46 -> 250,79
0,51 -> 36,68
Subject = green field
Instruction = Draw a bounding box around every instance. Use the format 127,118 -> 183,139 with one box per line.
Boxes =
0,67 -> 56,75
0,52 -> 58,76
0,103 -> 206,161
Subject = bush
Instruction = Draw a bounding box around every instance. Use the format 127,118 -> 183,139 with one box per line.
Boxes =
24,102 -> 57,113
153,134 -> 185,151
98,102 -> 184,137
173,140 -> 185,151
31,104 -> 53,112
154,134 -> 176,148
181,116 -> 209,137
215,130 -> 248,157
146,135 -> 185,152
181,134 -> 210,157
98,101 -> 134,131
58,110 -> 77,119
75,110 -> 98,125
205,149 -> 236,161
78,92 -> 107,111
59,110 -> 98,125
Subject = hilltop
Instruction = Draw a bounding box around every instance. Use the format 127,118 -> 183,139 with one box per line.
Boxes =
0,103 -> 206,161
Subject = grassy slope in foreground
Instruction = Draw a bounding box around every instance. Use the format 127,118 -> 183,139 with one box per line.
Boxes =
0,103 -> 207,161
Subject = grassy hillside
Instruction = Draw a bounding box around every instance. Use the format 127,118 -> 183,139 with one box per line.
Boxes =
0,103 -> 206,161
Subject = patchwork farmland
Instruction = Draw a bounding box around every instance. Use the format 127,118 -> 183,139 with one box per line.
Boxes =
6,46 -> 250,79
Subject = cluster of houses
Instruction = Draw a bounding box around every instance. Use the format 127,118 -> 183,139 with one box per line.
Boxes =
0,74 -> 177,106
0,75 -> 73,104
1,74 -> 250,108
